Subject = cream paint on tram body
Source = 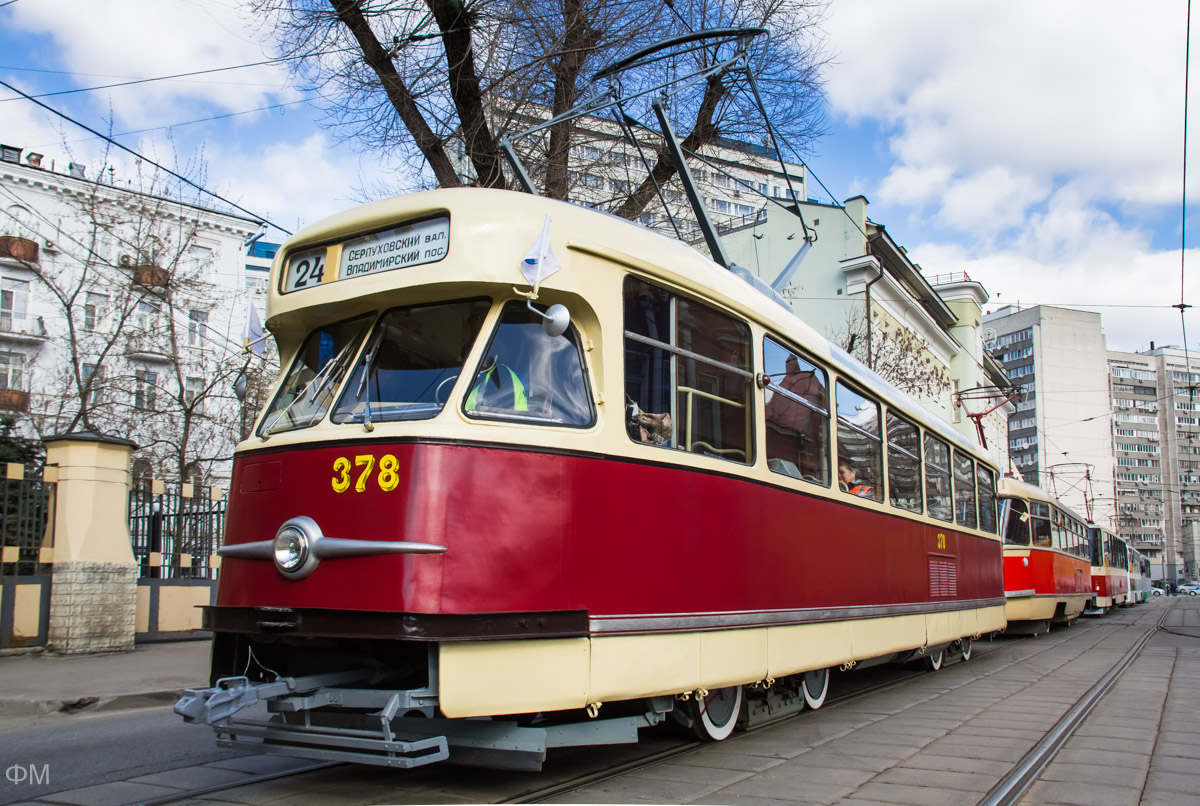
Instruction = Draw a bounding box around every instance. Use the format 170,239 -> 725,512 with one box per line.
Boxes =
438,605 -> 1004,718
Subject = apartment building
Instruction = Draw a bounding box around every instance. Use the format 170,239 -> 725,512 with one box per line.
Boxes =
1107,346 -> 1200,581
0,141 -> 265,484
982,305 -> 1113,524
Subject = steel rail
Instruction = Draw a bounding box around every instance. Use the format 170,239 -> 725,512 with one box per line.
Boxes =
977,604 -> 1171,806
133,761 -> 341,806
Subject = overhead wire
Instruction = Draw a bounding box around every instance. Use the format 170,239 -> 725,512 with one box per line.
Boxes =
0,184 -> 276,364
0,79 -> 291,235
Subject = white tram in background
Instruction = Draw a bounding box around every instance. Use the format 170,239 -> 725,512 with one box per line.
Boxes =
177,188 -> 1006,769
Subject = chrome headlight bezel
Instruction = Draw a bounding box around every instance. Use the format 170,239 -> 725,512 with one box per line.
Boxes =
272,516 -> 321,579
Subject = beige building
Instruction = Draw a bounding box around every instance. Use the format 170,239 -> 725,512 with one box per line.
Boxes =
982,306 -> 1114,531
724,197 -> 1013,471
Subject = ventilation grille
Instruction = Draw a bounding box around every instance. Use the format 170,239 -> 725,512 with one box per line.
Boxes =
929,555 -> 958,598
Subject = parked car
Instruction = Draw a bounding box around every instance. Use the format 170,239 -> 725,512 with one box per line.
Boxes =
1152,586 -> 1165,596
1179,583 -> 1200,596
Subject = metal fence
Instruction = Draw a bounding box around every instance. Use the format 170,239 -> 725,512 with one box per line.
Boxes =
0,465 -> 55,578
129,482 -> 225,579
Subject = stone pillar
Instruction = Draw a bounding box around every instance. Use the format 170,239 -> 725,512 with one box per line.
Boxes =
44,431 -> 138,654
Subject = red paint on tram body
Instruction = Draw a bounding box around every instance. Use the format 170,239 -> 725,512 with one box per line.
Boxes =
218,442 -> 1004,624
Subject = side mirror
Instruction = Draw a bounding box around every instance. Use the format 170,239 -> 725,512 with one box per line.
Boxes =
526,300 -> 571,337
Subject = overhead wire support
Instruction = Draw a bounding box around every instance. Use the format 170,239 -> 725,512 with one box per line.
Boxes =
0,79 -> 291,236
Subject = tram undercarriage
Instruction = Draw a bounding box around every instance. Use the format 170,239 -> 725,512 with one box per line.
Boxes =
176,630 -> 977,770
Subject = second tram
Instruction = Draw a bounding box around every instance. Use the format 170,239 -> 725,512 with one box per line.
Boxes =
998,478 -> 1092,634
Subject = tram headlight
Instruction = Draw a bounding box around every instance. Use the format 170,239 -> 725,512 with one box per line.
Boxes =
274,525 -> 310,573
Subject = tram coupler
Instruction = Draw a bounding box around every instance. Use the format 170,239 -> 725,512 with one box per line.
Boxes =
174,669 -> 373,726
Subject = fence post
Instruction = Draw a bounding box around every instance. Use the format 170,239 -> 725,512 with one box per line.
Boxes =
43,431 -> 138,654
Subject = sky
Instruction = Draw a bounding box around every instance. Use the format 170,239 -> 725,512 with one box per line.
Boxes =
1,0 -> 1197,354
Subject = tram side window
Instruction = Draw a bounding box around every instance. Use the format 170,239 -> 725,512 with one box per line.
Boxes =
463,300 -> 595,426
953,451 -> 977,529
1089,529 -> 1103,566
762,337 -> 830,485
332,298 -> 490,425
886,412 -> 922,513
259,314 -> 374,436
977,466 -> 998,533
924,435 -> 952,522
1052,509 -> 1066,552
1030,502 -> 1052,547
624,277 -> 753,463
1002,498 -> 1030,545
835,382 -> 883,501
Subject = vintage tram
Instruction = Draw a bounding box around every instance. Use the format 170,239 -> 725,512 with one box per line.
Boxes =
998,478 -> 1092,634
1087,525 -> 1131,611
176,188 -> 1007,769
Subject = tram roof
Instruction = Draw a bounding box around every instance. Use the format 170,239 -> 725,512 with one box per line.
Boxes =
276,188 -> 985,462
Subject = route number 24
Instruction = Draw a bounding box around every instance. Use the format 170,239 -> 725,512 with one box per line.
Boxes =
332,455 -> 400,493
292,254 -> 325,288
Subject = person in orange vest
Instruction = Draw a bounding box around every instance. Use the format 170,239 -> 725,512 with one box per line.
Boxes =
838,457 -> 875,499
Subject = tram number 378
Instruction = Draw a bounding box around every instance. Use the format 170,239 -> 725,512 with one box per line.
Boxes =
331,455 -> 401,493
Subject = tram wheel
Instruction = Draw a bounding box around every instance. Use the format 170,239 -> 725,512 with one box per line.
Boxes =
688,685 -> 743,741
924,649 -> 944,671
957,637 -> 973,662
801,667 -> 830,710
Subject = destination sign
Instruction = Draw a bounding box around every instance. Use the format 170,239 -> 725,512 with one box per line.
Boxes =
339,217 -> 450,282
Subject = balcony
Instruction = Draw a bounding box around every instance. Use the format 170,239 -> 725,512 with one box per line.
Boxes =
0,315 -> 47,345
0,237 -> 38,264
0,388 -> 29,412
131,264 -> 169,289
125,332 -> 174,364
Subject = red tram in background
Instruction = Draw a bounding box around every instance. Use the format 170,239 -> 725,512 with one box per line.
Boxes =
175,189 -> 1007,769
998,478 -> 1092,635
1087,525 -> 1131,611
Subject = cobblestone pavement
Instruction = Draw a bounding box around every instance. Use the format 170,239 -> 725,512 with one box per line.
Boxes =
11,598 -> 1196,806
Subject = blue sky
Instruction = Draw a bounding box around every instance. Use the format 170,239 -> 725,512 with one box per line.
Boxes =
2,0 -> 1197,353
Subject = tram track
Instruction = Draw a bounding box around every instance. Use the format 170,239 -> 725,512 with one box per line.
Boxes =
977,601 -> 1173,806
128,612 -> 1143,806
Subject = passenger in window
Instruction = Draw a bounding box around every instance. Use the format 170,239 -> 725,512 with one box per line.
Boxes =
629,403 -> 672,445
465,358 -> 528,412
838,457 -> 875,499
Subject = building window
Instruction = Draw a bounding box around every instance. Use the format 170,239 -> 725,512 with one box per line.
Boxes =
136,300 -> 160,331
82,363 -> 102,406
184,376 -> 204,414
0,351 -> 24,390
135,370 -> 157,410
188,310 -> 207,348
84,292 -> 108,330
0,277 -> 29,332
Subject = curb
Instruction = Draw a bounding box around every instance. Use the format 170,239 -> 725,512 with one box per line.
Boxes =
0,688 -> 189,717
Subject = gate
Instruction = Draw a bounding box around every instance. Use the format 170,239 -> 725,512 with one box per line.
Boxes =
129,481 -> 225,642
0,462 -> 55,648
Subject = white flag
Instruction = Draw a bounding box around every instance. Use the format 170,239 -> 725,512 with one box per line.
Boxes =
520,214 -> 562,287
243,298 -> 265,357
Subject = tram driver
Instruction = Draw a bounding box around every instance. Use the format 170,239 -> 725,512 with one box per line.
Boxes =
838,457 -> 875,499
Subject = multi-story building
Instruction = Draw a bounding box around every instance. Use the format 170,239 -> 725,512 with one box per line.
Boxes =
0,141 -> 265,484
724,197 -> 1013,470
1107,345 -> 1200,581
982,305 -> 1113,524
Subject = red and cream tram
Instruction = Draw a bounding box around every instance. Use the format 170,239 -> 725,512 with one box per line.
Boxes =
177,189 -> 1006,769
998,478 -> 1092,633
1087,525 -> 1131,611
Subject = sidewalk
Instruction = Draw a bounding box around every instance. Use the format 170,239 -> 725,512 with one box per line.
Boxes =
0,640 -> 211,716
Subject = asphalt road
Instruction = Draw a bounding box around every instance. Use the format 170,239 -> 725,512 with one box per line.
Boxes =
0,704 -> 240,804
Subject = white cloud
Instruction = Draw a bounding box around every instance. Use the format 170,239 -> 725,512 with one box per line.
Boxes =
6,0 -> 296,125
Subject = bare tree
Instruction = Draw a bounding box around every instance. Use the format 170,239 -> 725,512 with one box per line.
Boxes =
251,0 -> 829,216
1,153 -> 262,483
832,307 -> 952,400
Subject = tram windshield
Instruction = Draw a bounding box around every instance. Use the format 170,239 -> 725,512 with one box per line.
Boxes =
1000,497 -> 1030,546
332,299 -> 491,424
463,300 -> 594,426
260,314 -> 374,435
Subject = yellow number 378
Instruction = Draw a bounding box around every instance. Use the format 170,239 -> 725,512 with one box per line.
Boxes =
332,454 -> 400,493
